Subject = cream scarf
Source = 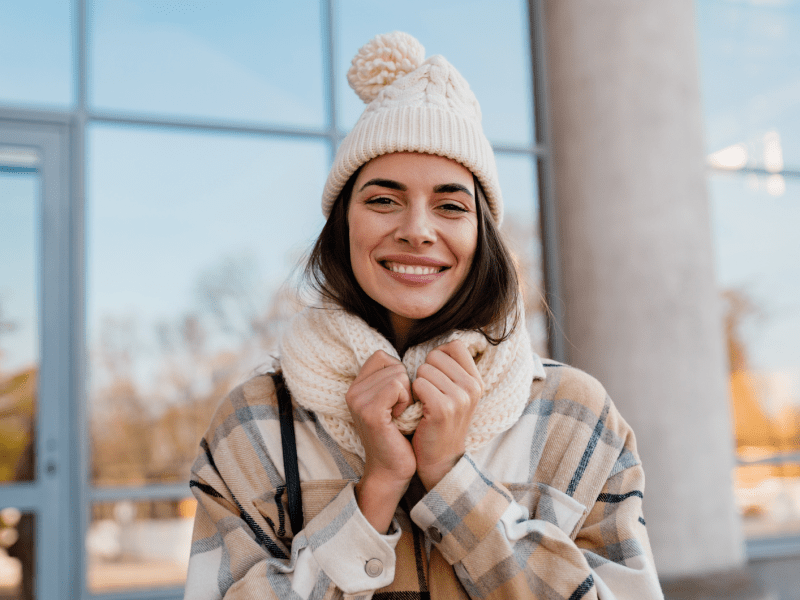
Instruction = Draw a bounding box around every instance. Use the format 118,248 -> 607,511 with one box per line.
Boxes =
279,303 -> 539,461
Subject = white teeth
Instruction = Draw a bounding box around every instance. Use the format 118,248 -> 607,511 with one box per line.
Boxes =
385,262 -> 440,275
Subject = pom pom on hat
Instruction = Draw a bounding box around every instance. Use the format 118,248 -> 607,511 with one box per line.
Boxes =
347,32 -> 426,104
323,31 -> 503,224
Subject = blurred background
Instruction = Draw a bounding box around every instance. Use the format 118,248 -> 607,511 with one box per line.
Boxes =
0,0 -> 797,598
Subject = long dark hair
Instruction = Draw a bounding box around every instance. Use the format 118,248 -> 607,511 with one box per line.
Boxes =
304,166 -> 520,353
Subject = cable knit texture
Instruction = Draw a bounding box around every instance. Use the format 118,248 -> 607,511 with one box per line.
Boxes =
347,32 -> 426,103
279,303 -> 536,460
322,31 -> 503,225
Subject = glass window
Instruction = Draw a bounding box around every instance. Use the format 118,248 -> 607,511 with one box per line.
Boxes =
1,1 -> 544,594
0,0 -> 73,108
495,153 -> 546,355
709,171 -> 800,539
87,125 -> 328,487
0,509 -> 34,600
0,164 -> 40,485
698,0 -> 800,170
87,499 -> 193,593
699,0 -> 800,546
89,0 -> 326,128
336,0 -> 534,147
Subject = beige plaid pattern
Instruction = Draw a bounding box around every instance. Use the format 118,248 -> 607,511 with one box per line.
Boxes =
184,364 -> 663,599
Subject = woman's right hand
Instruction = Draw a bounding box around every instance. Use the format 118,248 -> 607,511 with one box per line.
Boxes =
346,350 -> 416,533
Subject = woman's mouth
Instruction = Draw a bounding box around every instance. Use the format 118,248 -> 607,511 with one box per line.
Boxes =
382,261 -> 447,275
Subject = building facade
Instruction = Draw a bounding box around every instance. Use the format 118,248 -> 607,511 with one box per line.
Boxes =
0,0 -> 798,598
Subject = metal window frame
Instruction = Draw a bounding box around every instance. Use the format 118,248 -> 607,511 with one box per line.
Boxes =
0,0 -> 555,597
0,112 -> 75,600
528,0 -> 566,363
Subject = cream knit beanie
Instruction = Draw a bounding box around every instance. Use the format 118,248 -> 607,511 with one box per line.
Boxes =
321,31 -> 503,224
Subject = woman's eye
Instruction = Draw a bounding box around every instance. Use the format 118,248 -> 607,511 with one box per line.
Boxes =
439,202 -> 468,213
365,196 -> 394,206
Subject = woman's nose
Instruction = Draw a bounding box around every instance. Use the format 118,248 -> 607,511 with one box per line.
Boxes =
395,205 -> 436,246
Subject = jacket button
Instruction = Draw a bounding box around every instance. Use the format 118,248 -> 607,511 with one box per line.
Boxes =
428,526 -> 443,543
365,558 -> 383,577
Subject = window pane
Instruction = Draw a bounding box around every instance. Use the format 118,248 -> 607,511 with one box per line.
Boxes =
87,125 -> 328,486
87,499 -> 193,593
0,509 -> 35,599
89,0 -> 326,128
0,165 -> 40,485
698,1 -> 800,170
336,0 -> 534,147
709,172 -> 800,538
495,153 -> 547,355
0,0 -> 73,108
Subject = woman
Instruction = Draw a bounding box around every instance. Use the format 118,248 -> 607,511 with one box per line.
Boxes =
185,32 -> 663,600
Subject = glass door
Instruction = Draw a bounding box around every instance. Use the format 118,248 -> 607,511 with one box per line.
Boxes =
0,121 -> 71,600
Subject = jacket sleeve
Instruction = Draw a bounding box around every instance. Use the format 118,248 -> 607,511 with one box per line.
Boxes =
183,413 -> 401,600
409,452 -> 664,599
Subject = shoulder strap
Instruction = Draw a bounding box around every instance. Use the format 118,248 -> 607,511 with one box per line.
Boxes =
271,372 -> 304,536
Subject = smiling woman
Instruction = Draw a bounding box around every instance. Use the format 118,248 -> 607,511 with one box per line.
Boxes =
348,153 -> 479,347
307,153 -> 521,356
184,31 -> 663,600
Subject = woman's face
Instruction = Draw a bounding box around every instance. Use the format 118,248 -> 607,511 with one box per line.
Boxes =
348,152 -> 479,337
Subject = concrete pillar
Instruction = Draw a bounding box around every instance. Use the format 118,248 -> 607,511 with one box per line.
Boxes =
541,0 -> 745,577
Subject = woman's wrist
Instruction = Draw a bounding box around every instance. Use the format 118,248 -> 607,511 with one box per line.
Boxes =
416,455 -> 461,491
355,473 -> 410,534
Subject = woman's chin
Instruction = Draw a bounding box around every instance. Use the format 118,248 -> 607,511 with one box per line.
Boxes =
387,306 -> 440,332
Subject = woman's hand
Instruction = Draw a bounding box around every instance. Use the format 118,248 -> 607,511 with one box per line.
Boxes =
347,350 -> 416,533
412,340 -> 483,490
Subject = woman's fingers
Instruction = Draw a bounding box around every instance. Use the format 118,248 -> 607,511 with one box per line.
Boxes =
414,341 -> 483,407
391,386 -> 413,419
411,340 -> 484,490
346,352 -> 416,534
347,351 -> 412,414
346,351 -> 415,477
356,349 -> 399,378
433,341 -> 483,389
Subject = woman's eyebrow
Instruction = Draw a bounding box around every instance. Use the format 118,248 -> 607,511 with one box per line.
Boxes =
358,178 -> 407,192
433,183 -> 474,198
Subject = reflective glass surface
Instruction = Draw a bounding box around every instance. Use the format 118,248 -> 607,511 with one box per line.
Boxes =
87,125 -> 328,486
0,0 -> 73,109
87,499 -> 193,592
495,153 -> 546,356
0,164 -> 40,485
709,171 -> 800,538
89,0 -> 326,127
336,0 -> 534,146
698,0 -> 800,170
0,509 -> 34,599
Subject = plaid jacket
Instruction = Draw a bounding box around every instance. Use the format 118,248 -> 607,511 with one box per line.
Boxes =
184,359 -> 663,600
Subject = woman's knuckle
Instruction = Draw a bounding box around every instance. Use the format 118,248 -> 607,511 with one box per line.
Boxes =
345,388 -> 356,406
427,349 -> 443,363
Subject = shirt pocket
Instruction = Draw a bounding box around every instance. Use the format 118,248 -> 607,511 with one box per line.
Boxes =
504,482 -> 587,539
252,479 -> 351,539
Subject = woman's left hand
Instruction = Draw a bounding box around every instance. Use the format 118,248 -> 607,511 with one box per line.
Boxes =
411,340 -> 484,490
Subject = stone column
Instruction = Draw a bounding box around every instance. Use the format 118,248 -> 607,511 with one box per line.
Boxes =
541,0 -> 745,577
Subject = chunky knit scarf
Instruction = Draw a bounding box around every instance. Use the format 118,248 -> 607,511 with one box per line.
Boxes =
279,304 -> 538,461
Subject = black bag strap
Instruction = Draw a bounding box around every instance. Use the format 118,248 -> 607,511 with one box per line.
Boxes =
271,372 -> 303,536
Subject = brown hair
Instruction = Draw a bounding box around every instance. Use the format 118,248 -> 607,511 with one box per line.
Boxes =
304,167 -> 520,353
